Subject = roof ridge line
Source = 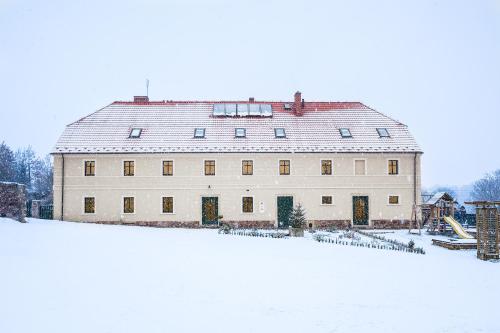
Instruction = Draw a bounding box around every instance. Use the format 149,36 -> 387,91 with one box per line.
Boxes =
67,102 -> 115,126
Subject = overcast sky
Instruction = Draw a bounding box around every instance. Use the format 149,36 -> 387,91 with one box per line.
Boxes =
1,0 -> 499,187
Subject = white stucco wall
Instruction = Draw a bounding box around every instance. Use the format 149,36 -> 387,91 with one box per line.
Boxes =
53,152 -> 422,227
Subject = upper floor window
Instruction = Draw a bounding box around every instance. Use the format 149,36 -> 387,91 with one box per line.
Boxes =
235,128 -> 246,138
123,197 -> 135,214
84,161 -> 95,176
129,128 -> 142,138
242,196 -> 254,213
204,160 -> 215,176
123,161 -> 135,176
163,160 -> 173,176
274,128 -> 286,138
377,128 -> 390,138
339,128 -> 352,138
321,195 -> 333,205
242,160 -> 253,175
388,160 -> 399,175
84,197 -> 95,214
279,160 -> 290,175
389,195 -> 399,205
354,160 -> 366,175
194,128 -> 205,138
321,160 -> 332,175
162,196 -> 174,214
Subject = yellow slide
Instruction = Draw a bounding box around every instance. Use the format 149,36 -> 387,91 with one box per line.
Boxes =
443,216 -> 474,239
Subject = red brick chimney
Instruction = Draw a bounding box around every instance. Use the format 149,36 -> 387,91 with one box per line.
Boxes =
134,96 -> 149,103
293,91 -> 303,116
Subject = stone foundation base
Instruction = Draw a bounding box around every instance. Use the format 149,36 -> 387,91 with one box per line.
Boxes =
372,219 -> 410,229
308,220 -> 351,230
223,220 -> 275,229
94,220 -> 200,228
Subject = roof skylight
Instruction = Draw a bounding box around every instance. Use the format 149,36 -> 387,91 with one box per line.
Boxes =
212,103 -> 272,117
194,128 -> 205,138
129,128 -> 142,138
339,128 -> 352,138
376,128 -> 390,138
274,128 -> 286,138
235,128 -> 246,138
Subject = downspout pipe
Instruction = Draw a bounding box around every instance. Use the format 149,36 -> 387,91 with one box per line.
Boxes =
61,154 -> 65,221
414,153 -> 417,207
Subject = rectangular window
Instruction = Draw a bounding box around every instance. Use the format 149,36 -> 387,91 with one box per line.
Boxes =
279,160 -> 290,175
235,128 -> 246,138
162,197 -> 174,214
84,197 -> 95,213
194,128 -> 205,138
377,128 -> 390,138
388,160 -> 399,175
204,160 -> 215,176
242,160 -> 253,175
242,197 -> 253,213
354,160 -> 366,175
339,128 -> 352,138
274,128 -> 286,138
321,196 -> 333,205
321,160 -> 332,175
123,197 -> 135,213
84,161 -> 95,176
389,195 -> 399,205
123,161 -> 135,176
163,160 -> 173,176
129,128 -> 142,138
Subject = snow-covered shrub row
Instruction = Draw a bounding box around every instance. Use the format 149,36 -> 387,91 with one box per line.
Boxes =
357,230 -> 425,254
312,232 -> 425,254
224,228 -> 288,238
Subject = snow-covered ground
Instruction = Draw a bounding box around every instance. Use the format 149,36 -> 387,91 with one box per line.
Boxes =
1,218 -> 498,333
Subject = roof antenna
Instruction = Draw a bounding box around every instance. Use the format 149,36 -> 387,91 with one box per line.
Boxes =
146,79 -> 149,97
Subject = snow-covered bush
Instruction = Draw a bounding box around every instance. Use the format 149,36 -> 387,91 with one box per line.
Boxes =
289,204 -> 306,229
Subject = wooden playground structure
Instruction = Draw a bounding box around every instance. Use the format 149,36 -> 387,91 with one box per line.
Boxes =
422,192 -> 456,234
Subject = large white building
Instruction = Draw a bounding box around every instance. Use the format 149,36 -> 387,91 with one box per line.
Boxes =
52,92 -> 422,229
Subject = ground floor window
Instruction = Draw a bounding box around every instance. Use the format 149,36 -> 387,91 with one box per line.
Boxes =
242,196 -> 253,213
123,197 -> 135,213
321,195 -> 333,205
84,197 -> 95,213
388,195 -> 399,205
162,197 -> 174,214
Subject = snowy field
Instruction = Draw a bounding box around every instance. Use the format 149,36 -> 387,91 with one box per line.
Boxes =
1,218 -> 499,333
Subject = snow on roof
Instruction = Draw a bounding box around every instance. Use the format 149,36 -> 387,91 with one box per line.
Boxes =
52,100 -> 422,154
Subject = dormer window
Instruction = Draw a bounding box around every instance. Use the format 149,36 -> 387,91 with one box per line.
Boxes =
129,128 -> 142,138
283,103 -> 292,110
274,128 -> 286,138
194,128 -> 205,138
339,128 -> 352,138
377,128 -> 390,138
235,128 -> 246,138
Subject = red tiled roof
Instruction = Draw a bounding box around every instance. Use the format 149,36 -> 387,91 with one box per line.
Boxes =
53,99 -> 420,154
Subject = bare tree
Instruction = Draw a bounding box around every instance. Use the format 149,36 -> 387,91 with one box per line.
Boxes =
0,142 -> 16,182
471,169 -> 500,201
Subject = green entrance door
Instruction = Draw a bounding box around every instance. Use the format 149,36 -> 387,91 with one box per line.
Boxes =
277,196 -> 293,228
202,197 -> 218,225
353,196 -> 369,226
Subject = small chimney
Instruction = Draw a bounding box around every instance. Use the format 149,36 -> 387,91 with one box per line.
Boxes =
249,97 -> 255,103
293,91 -> 303,116
134,96 -> 149,103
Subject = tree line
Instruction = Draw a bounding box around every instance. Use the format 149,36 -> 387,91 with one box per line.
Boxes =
0,142 -> 53,203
